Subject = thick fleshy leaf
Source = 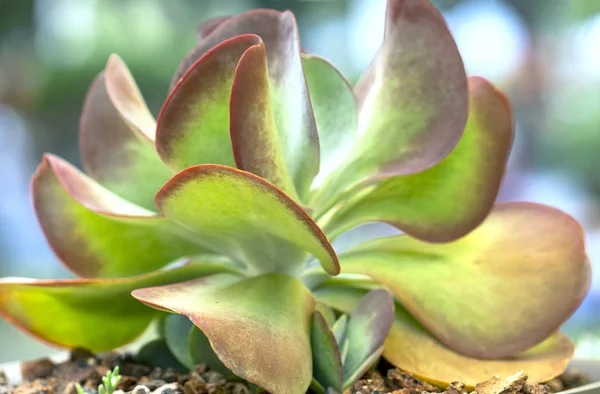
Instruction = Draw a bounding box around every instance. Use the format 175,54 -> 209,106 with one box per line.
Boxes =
137,338 -> 188,372
230,41 -> 298,199
156,35 -> 261,172
163,313 -> 194,368
311,312 -> 344,392
169,10 -> 320,199
315,285 -> 575,388
343,289 -> 394,383
189,326 -> 232,376
155,164 -> 339,275
196,16 -> 231,41
32,154 -> 203,278
322,77 -> 513,242
314,0 -> 468,210
316,302 -> 336,327
132,273 -> 315,394
301,54 -> 357,189
0,262 -> 237,351
331,314 -> 348,347
339,202 -> 590,359
80,55 -> 171,210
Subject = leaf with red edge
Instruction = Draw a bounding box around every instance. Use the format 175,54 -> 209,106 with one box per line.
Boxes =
0,262 -> 238,351
32,154 -> 203,278
169,10 -> 320,199
80,55 -> 172,210
343,289 -> 394,386
322,77 -> 513,242
155,164 -> 339,275
230,41 -> 298,199
133,273 -> 315,394
156,35 -> 261,172
338,202 -> 590,359
311,311 -> 344,393
314,285 -> 576,389
195,16 -> 231,42
315,0 -> 468,210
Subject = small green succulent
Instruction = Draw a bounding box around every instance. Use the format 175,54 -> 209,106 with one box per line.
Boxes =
76,366 -> 121,394
0,0 -> 591,393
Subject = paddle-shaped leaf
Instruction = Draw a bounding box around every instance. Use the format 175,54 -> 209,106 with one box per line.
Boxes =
0,262 -> 237,351
132,273 -> 315,394
343,289 -> 394,386
302,54 -> 357,190
189,326 -> 232,376
311,312 -> 344,393
155,164 -> 339,275
322,77 -> 513,242
195,16 -> 231,41
314,0 -> 468,210
230,40 -> 298,199
32,154 -> 202,278
315,285 -> 575,388
80,55 -> 171,210
163,313 -> 194,368
339,202 -> 590,359
169,10 -> 320,199
156,35 -> 261,172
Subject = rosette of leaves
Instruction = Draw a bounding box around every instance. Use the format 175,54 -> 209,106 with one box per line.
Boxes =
0,0 -> 591,393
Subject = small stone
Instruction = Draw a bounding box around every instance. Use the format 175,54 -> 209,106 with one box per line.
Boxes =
542,379 -> 563,393
21,358 -> 56,381
130,385 -> 151,394
117,375 -> 139,391
145,380 -> 168,391
387,369 -> 440,393
152,382 -> 183,394
120,364 -> 152,378
445,381 -> 467,394
184,379 -> 207,394
162,369 -> 178,383
522,384 -> 550,394
11,379 -> 55,394
69,348 -> 95,363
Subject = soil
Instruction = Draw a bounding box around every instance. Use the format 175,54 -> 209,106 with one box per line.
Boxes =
1,349 -> 591,394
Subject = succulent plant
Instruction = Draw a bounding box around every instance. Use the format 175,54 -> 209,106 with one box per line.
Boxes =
0,0 -> 591,393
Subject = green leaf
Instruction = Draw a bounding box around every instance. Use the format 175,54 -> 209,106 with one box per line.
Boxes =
331,314 -> 348,347
169,10 -> 320,200
322,77 -> 513,242
32,154 -> 203,278
338,202 -> 590,359
301,54 -> 357,190
0,262 -> 237,351
343,348 -> 383,390
155,164 -> 339,275
315,302 -> 336,327
132,273 -> 315,394
137,338 -> 188,372
316,0 -> 468,209
163,313 -> 194,368
311,312 -> 344,392
195,16 -> 231,41
343,289 -> 394,385
189,326 -> 232,376
230,40 -> 298,199
315,285 -> 575,389
156,35 -> 261,172
80,54 -> 172,211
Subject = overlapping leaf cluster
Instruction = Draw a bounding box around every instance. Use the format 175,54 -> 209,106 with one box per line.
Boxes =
0,0 -> 591,393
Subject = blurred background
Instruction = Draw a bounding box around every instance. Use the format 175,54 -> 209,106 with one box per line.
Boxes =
0,0 -> 599,363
